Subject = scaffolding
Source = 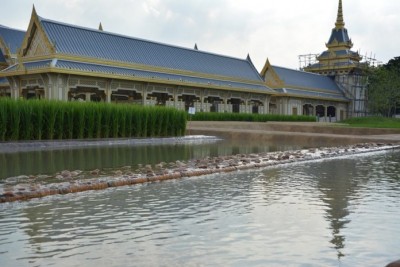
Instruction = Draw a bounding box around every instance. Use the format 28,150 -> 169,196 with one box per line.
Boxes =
298,53 -> 319,71
360,51 -> 382,67
298,51 -> 381,118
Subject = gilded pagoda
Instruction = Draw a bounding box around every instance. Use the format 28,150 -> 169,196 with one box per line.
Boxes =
304,0 -> 368,117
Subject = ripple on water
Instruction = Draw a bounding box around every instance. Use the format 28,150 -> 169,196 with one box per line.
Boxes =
0,151 -> 400,266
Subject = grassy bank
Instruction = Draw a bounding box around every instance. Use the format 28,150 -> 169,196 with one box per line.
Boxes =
341,116 -> 400,129
190,112 -> 316,122
0,98 -> 187,141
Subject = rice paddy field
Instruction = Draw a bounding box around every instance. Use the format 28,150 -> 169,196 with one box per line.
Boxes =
0,98 -> 187,141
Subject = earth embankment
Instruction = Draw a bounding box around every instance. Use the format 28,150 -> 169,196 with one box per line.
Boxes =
187,121 -> 400,144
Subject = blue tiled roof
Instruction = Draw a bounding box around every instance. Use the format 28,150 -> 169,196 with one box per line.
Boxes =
1,63 -> 18,72
319,50 -> 360,59
24,60 -> 52,69
2,59 -> 272,93
0,25 -> 25,54
327,28 -> 351,45
0,48 -> 6,63
54,60 -> 272,92
39,17 -> 263,82
283,88 -> 349,101
272,66 -> 343,93
308,60 -> 360,69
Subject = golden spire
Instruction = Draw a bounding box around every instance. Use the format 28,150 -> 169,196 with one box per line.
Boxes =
335,0 -> 345,29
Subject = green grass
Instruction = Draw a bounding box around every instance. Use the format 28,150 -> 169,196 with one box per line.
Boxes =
190,112 -> 316,122
0,98 -> 187,141
340,116 -> 400,129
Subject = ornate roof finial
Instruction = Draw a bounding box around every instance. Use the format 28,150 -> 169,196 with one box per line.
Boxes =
98,22 -> 103,31
335,0 -> 345,29
246,53 -> 253,63
194,43 -> 198,50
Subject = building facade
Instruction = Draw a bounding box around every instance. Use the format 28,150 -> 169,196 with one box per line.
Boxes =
0,2 -> 358,121
303,0 -> 368,117
0,8 -> 276,115
0,25 -> 25,96
261,60 -> 349,121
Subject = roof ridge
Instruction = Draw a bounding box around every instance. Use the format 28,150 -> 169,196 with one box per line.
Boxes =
0,24 -> 26,33
38,16 -> 251,64
272,65 -> 332,78
55,58 -> 267,85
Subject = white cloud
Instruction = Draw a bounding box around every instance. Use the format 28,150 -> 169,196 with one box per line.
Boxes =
0,0 -> 399,70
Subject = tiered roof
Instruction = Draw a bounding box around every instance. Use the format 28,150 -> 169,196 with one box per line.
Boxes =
261,60 -> 349,102
305,0 -> 362,72
1,8 -> 274,94
0,25 -> 25,55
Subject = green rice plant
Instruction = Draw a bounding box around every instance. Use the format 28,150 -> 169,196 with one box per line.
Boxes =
20,100 -> 34,140
93,103 -> 103,138
140,108 -> 149,137
34,100 -> 45,140
118,106 -> 127,138
55,103 -> 65,139
160,109 -> 171,136
102,104 -> 112,138
73,103 -> 85,139
155,107 -> 165,136
124,106 -> 133,137
171,109 -> 187,136
64,103 -> 74,139
7,100 -> 18,140
130,106 -> 142,137
0,99 -> 187,140
44,100 -> 59,140
85,103 -> 96,139
179,110 -> 188,136
0,98 -> 10,141
111,106 -> 120,138
147,106 -> 157,137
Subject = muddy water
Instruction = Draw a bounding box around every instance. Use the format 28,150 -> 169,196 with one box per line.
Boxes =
0,137 -> 316,181
1,138 -> 399,266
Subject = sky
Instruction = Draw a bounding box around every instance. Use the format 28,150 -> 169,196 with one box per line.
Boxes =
1,0 -> 399,71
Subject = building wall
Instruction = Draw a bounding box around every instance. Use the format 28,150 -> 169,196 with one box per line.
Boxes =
277,96 -> 348,121
335,73 -> 368,117
8,72 -> 272,115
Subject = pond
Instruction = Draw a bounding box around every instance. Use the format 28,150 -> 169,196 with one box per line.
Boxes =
0,136 -> 321,181
0,137 -> 399,266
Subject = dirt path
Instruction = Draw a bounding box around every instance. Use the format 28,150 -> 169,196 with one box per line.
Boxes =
187,121 -> 400,144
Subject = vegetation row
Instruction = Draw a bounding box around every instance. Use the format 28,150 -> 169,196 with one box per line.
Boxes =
190,112 -> 316,122
0,98 -> 187,141
341,116 -> 400,129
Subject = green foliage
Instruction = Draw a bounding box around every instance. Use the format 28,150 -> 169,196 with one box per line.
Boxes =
190,112 -> 315,123
0,99 -> 187,141
367,56 -> 400,117
20,101 -> 33,140
0,98 -> 8,141
341,116 -> 400,129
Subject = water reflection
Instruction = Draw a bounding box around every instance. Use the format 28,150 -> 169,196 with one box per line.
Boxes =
310,152 -> 400,261
0,138 -> 307,181
1,151 -> 400,266
310,160 -> 360,259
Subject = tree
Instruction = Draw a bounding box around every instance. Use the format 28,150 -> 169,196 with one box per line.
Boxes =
367,57 -> 400,117
386,56 -> 400,71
